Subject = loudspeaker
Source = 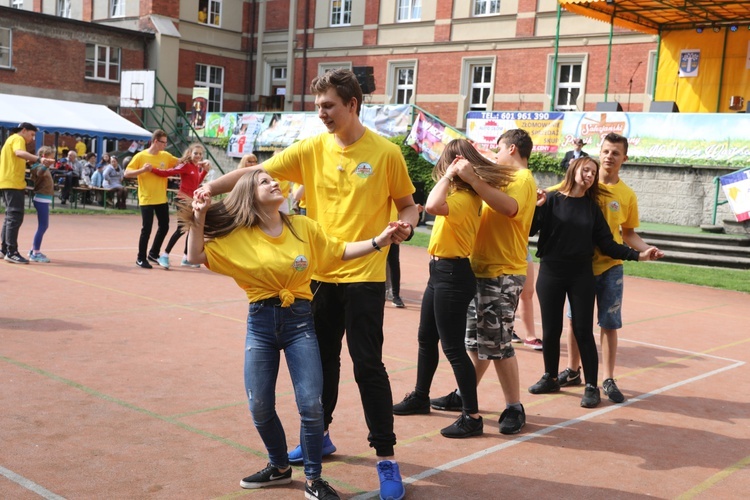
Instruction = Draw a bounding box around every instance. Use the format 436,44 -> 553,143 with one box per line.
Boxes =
352,66 -> 376,94
649,101 -> 680,113
596,101 -> 623,112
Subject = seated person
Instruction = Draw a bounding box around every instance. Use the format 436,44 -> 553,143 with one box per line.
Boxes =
102,156 -> 128,209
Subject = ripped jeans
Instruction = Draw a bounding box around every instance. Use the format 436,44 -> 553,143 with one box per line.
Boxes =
244,299 -> 324,480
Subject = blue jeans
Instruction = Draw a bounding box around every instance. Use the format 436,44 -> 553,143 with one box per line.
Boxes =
32,200 -> 50,251
594,265 -> 624,329
244,299 -> 324,480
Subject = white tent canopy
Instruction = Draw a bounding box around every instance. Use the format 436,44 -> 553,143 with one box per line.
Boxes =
0,93 -> 151,141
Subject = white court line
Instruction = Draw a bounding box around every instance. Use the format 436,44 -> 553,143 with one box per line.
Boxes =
352,359 -> 745,499
0,465 -> 66,500
618,337 -> 742,363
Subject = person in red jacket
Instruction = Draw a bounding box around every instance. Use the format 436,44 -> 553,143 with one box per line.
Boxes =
150,143 -> 212,268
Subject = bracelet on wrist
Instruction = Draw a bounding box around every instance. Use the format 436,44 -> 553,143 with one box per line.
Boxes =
371,237 -> 382,252
404,223 -> 415,242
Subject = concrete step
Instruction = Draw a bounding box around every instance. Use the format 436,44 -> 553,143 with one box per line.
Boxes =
636,230 -> 750,247
641,238 -> 750,259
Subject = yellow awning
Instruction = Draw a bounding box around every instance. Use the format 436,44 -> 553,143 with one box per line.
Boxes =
558,0 -> 750,35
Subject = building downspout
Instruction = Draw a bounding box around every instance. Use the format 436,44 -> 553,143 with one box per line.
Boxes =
301,0 -> 310,111
550,3 -> 561,111
286,0 -> 298,110
254,1 -> 267,104
246,0 -> 257,110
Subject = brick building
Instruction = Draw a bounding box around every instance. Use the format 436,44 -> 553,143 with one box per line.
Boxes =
1,0 -> 657,131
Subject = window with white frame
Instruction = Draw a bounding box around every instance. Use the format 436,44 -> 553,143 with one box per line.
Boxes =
57,0 -> 71,18
330,0 -> 352,26
470,65 -> 493,111
395,67 -> 415,104
11,0 -> 24,9
0,28 -> 11,69
110,0 -> 125,17
85,44 -> 121,82
555,63 -> 583,111
318,61 -> 352,76
198,0 -> 221,26
397,0 -> 421,22
474,0 -> 500,16
195,63 -> 224,112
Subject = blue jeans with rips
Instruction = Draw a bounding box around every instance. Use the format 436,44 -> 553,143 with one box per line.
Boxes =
244,299 -> 325,480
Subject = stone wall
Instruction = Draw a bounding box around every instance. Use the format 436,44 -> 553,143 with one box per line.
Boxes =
533,164 -> 739,227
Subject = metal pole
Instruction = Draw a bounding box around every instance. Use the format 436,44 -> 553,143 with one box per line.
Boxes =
550,3 -> 562,111
716,27 -> 729,112
604,6 -> 615,102
652,31 -> 661,97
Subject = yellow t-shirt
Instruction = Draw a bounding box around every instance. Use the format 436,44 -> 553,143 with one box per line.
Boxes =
0,134 -> 29,190
126,150 -> 179,206
428,189 -> 482,258
75,141 -> 87,157
471,168 -> 537,278
262,129 -> 415,283
204,216 -> 346,304
592,180 -> 639,275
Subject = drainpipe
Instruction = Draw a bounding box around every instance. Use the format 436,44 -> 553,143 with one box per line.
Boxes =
301,0 -> 310,111
550,3 -> 561,111
246,0 -> 257,110
604,5 -> 616,102
255,0 -> 267,104
286,0 -> 298,111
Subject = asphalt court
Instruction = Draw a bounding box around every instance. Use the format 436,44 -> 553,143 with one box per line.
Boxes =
2,214 -> 749,499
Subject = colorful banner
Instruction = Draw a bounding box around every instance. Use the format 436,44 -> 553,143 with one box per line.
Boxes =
679,49 -> 700,78
466,111 -> 750,166
466,111 -> 565,153
204,105 -> 411,157
720,169 -> 750,222
406,111 -> 463,164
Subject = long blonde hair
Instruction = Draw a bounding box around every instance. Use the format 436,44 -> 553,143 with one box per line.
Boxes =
179,143 -> 208,166
432,139 -> 514,192
178,170 -> 300,240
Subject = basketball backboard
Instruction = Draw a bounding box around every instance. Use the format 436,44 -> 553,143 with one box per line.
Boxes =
120,70 -> 156,108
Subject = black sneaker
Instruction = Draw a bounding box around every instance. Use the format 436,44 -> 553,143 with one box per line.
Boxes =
511,332 -> 522,343
430,389 -> 463,411
147,253 -> 160,264
603,378 -> 625,403
392,295 -> 405,308
4,252 -> 29,264
581,383 -> 601,408
305,478 -> 340,499
0,245 -> 6,257
240,463 -> 292,489
528,373 -> 561,394
558,367 -> 582,387
136,259 -> 153,269
393,391 -> 430,415
440,413 -> 483,438
499,404 -> 526,435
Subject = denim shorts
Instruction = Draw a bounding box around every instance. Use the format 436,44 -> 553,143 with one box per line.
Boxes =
565,264 -> 623,329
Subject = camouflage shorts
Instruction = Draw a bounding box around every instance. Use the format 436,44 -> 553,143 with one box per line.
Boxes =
465,274 -> 526,360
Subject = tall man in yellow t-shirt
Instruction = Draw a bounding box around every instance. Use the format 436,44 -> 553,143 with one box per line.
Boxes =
1,122 -> 55,264
125,129 -> 179,269
197,69 -> 418,500
432,129 -> 537,435
558,132 -> 662,403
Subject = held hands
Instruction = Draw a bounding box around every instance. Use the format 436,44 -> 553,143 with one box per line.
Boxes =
194,184 -> 212,201
191,195 -> 211,219
638,246 -> 664,261
536,188 -> 547,207
40,158 -> 55,167
375,221 -> 409,248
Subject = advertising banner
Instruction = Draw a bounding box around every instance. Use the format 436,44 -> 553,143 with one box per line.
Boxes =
190,87 -> 209,134
466,111 -> 750,165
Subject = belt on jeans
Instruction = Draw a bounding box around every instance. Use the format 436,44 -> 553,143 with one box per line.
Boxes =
430,255 -> 468,261
254,297 -> 310,307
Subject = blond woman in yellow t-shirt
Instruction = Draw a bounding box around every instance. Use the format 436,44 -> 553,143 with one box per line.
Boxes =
182,169 -> 402,497
392,139 -> 514,439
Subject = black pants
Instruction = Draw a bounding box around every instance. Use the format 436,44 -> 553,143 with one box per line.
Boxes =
138,203 -> 170,261
536,260 -> 599,387
415,258 -> 479,414
386,244 -> 401,296
311,280 -> 396,457
61,172 -> 79,201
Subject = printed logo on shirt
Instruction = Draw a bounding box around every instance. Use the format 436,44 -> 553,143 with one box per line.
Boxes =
608,200 -> 621,213
354,162 -> 374,178
291,255 -> 309,272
